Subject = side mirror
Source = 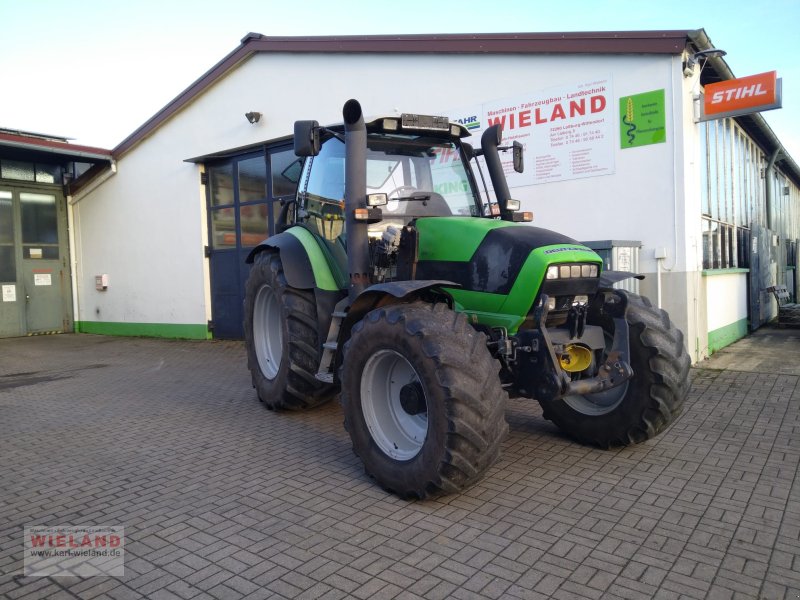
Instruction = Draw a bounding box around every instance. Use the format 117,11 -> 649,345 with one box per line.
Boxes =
512,141 -> 524,173
294,120 -> 320,157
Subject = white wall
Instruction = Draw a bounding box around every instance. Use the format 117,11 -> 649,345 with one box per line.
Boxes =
72,141 -> 208,328
706,273 -> 748,332
76,51 -> 702,344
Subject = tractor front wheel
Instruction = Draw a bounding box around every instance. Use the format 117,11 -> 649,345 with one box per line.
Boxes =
340,302 -> 508,499
539,290 -> 691,447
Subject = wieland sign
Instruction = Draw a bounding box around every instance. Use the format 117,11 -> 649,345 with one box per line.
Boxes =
699,70 -> 782,121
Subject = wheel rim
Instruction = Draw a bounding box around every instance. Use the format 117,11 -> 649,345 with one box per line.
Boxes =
563,334 -> 629,415
252,283 -> 282,379
563,381 -> 629,416
360,349 -> 428,460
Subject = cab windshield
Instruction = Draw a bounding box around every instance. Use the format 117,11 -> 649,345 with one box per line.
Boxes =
299,133 -> 480,241
365,134 -> 480,219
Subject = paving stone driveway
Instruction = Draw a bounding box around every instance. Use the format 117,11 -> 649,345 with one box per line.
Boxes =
1,328 -> 799,599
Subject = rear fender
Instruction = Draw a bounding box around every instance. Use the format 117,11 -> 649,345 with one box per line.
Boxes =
599,270 -> 644,288
246,227 -> 343,291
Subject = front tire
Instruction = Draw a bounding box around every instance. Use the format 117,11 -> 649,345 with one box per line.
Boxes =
539,290 -> 691,447
341,303 -> 508,499
244,251 -> 335,410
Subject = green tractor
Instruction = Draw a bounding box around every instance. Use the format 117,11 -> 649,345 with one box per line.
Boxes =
244,99 -> 690,499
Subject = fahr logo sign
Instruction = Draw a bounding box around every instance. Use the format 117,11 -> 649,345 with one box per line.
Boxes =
701,71 -> 782,121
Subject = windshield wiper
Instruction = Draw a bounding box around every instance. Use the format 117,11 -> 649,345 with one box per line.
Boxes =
394,191 -> 432,203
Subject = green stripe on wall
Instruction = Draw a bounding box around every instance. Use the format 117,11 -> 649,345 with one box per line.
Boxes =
708,318 -> 748,354
75,321 -> 210,340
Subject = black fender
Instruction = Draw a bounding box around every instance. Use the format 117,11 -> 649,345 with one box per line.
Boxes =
246,233 -> 315,289
599,270 -> 644,288
247,233 -> 348,360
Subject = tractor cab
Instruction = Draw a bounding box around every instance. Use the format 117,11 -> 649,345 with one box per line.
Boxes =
291,116 -> 481,230
289,115 -> 486,284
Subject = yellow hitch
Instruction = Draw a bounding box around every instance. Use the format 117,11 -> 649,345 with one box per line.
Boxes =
559,344 -> 593,373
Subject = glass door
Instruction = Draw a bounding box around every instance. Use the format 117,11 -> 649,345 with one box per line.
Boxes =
0,187 -> 72,337
205,144 -> 300,339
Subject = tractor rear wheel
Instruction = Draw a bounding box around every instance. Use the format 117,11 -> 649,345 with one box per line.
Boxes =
539,290 -> 690,447
244,251 -> 335,410
340,302 -> 508,499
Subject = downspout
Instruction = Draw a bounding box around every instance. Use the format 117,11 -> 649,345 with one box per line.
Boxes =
66,199 -> 81,332
765,147 -> 781,230
66,160 -> 117,333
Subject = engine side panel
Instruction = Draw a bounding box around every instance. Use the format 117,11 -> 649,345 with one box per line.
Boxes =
410,217 -> 602,331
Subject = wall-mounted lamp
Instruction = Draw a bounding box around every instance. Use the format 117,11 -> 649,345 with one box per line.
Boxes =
683,48 -> 727,78
245,111 -> 262,124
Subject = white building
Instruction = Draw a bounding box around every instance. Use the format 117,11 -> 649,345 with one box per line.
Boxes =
3,29 -> 798,363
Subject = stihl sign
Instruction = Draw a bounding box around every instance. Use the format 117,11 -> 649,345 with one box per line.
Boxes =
700,71 -> 782,121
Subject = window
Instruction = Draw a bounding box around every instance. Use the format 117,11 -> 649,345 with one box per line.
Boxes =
0,191 -> 14,281
0,159 -> 63,184
238,157 -> 266,203
297,134 -> 480,244
271,150 -> 302,198
700,118 -> 766,269
302,141 -> 345,242
209,163 -> 234,207
20,192 -> 59,259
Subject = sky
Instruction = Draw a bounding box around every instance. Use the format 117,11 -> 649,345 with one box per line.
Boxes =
1,0 -> 798,159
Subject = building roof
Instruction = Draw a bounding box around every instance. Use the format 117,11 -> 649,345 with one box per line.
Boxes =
0,129 -> 112,163
104,30 -> 798,185
112,30 -> 694,158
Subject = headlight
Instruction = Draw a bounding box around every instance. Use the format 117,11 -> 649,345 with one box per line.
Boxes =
546,263 -> 599,279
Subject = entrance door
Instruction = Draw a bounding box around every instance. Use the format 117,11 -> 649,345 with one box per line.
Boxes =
0,187 -> 72,337
206,144 -> 299,339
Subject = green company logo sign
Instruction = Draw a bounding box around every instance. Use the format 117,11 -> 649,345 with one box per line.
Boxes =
619,89 -> 666,149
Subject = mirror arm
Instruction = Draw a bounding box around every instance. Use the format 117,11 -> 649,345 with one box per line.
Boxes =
320,127 -> 345,144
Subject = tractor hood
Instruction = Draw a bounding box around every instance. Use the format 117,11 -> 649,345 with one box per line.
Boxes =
411,217 -> 603,330
414,217 -> 601,294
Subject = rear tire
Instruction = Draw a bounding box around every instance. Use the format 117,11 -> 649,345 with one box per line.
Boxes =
539,290 -> 690,447
340,302 -> 508,499
244,251 -> 335,410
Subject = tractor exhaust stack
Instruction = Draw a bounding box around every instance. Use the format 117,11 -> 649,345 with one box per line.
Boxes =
481,124 -> 513,220
343,99 -> 370,302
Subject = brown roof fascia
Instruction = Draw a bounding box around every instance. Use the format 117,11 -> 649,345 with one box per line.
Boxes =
0,131 -> 111,159
67,162 -> 111,196
246,30 -> 691,55
112,30 -> 692,159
